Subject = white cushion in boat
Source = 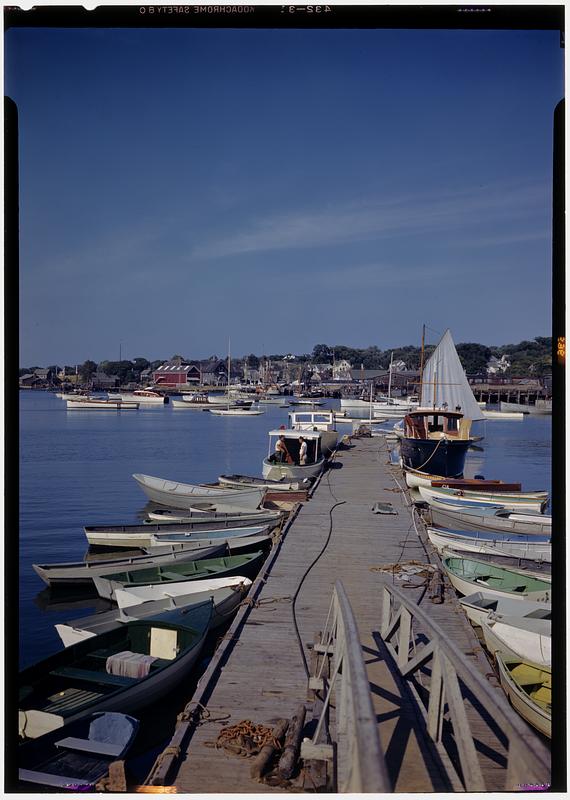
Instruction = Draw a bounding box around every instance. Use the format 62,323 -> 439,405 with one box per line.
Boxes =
150,627 -> 178,660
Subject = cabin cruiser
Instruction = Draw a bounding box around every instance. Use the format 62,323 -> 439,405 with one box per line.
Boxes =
114,388 -> 167,404
288,409 -> 338,455
262,429 -> 326,481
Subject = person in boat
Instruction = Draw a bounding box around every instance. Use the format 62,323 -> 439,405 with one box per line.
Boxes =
298,436 -> 307,466
275,435 -> 292,464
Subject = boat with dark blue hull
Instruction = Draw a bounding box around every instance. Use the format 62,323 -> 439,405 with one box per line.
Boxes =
399,408 -> 474,478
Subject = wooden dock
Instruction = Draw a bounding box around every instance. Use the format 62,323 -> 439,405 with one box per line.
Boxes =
146,435 -> 548,792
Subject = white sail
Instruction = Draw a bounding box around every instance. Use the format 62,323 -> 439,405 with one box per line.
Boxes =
420,329 -> 485,421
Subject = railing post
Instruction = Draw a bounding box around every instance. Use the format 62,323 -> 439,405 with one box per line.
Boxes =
427,646 -> 444,743
397,606 -> 412,669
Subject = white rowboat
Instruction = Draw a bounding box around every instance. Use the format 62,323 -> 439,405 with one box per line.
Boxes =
133,473 -> 266,510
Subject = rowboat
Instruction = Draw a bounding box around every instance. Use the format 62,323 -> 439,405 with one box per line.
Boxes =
84,520 -> 272,549
288,409 -> 338,455
209,407 -> 264,416
218,473 -> 311,491
66,398 -> 140,411
441,548 -> 551,576
56,577 -> 252,648
262,429 -> 326,481
441,555 -> 551,603
132,473 -> 266,510
93,551 -> 265,600
418,485 -> 549,513
19,712 -> 139,788
404,467 -> 521,492
480,615 -> 551,665
426,526 -> 551,563
458,591 -> 551,628
144,507 -> 284,525
18,602 -> 212,740
148,532 -> 272,551
32,543 -> 226,587
495,655 -> 551,737
426,502 -> 552,537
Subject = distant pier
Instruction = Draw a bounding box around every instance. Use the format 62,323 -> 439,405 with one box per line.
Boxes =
145,436 -> 550,793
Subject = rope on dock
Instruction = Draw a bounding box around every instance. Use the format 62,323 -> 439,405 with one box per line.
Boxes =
204,719 -> 284,758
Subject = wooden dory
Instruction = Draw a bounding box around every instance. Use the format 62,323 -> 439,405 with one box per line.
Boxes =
18,602 -> 212,740
93,551 -> 265,600
458,591 -> 551,628
84,522 -> 272,549
427,502 -> 552,536
56,577 -> 252,648
19,711 -> 139,789
418,485 -> 549,513
426,526 -> 551,563
441,555 -> 551,603
496,655 -> 551,738
145,507 -> 284,525
480,615 -> 551,666
32,544 -> 226,588
133,473 -> 266,510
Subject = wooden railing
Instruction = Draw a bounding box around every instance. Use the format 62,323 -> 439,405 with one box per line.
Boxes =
301,581 -> 391,793
380,584 -> 551,791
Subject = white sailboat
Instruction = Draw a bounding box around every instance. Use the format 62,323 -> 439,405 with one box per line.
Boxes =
209,341 -> 264,416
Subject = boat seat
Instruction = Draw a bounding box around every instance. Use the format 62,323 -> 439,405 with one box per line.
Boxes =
50,666 -> 136,686
55,735 -> 124,757
160,572 -> 185,580
510,585 -> 528,593
19,768 -> 94,789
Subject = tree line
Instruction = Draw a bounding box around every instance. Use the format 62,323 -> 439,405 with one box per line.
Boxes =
20,336 -> 552,383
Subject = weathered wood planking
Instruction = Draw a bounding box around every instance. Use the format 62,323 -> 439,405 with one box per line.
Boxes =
167,438 -> 520,793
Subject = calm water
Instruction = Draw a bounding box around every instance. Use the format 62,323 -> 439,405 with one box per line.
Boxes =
18,391 -> 552,668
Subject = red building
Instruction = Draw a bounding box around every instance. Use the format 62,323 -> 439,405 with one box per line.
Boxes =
153,363 -> 201,386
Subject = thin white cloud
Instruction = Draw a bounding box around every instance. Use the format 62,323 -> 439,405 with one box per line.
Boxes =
191,180 -> 549,260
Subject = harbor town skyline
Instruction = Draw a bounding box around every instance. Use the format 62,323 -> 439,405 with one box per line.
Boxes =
6,8 -> 562,365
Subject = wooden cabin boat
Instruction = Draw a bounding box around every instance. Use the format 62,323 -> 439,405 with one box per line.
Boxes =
19,712 -> 139,788
495,655 -> 551,737
399,409 -> 474,478
418,485 -> 548,513
66,398 -> 140,411
480,615 -> 551,666
262,428 -> 326,481
132,473 -> 266,510
32,543 -> 226,588
93,551 -> 265,600
427,502 -> 552,537
426,526 -> 551,563
458,591 -> 551,628
56,577 -> 252,648
18,602 -> 212,740
116,389 -> 166,405
288,409 -> 338,455
84,520 -> 271,549
441,555 -> 551,603
218,473 -> 310,491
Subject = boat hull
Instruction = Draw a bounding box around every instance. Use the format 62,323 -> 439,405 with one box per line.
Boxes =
399,437 -> 471,478
442,557 -> 551,603
262,457 -> 324,481
418,485 -> 548,513
496,655 -> 551,737
500,400 -> 552,416
428,505 -> 551,536
426,527 -> 551,563
133,473 -> 265,510
85,521 -> 270,548
481,617 -> 551,666
458,592 -> 551,628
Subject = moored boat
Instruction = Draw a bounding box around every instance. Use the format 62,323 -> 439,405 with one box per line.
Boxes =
19,711 -> 139,788
144,507 -> 284,525
117,389 -> 166,405
426,526 -> 551,562
480,615 -> 551,666
495,655 -> 551,737
133,473 -> 266,510
208,407 -> 264,416
418,485 -> 548,513
18,602 -> 212,739
85,523 -> 271,549
404,467 -> 522,492
93,551 -> 265,600
458,591 -> 551,628
441,555 -> 551,603
56,576 -> 252,647
66,398 -> 140,411
262,428 -> 326,481
288,409 -> 338,455
426,502 -> 552,536
500,399 -> 552,416
32,543 -> 226,587
218,473 -> 311,491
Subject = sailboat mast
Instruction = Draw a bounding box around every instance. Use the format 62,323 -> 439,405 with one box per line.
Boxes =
227,338 -> 231,408
418,325 -> 426,406
388,351 -> 393,399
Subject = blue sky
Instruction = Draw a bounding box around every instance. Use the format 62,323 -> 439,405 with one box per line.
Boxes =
6,22 -> 563,365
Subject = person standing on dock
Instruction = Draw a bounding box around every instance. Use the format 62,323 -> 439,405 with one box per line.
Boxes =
298,436 -> 307,465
